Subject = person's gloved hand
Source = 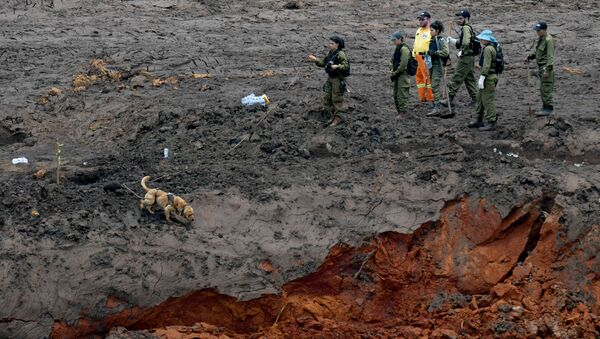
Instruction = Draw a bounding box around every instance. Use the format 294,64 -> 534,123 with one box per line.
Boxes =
457,50 -> 463,58
478,75 -> 485,89
446,37 -> 458,45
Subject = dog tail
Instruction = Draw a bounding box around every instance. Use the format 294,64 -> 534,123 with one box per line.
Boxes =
141,176 -> 152,192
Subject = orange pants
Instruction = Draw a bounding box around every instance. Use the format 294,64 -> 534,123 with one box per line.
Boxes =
415,54 -> 434,102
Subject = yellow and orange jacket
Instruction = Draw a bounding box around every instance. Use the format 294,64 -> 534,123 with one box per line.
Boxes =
413,26 -> 431,56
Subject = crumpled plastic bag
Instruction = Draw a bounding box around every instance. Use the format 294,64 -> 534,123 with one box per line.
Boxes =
241,93 -> 270,107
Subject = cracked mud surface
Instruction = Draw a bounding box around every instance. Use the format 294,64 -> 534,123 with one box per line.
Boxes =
1,0 -> 599,337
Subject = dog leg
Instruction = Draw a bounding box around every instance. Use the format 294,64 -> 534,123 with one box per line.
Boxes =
164,205 -> 175,222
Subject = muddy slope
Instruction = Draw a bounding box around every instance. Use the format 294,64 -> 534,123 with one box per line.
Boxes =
53,196 -> 600,337
0,0 -> 599,337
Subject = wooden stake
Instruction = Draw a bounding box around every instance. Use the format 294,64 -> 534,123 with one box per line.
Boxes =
354,250 -> 376,279
272,302 -> 289,327
527,61 -> 533,116
55,141 -> 63,185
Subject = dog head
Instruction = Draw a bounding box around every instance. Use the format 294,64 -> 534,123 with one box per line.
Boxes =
182,205 -> 194,222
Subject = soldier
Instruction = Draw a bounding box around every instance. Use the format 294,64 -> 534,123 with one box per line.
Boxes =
389,31 -> 411,114
469,30 -> 499,131
308,35 -> 350,127
426,21 -> 450,117
442,10 -> 478,112
413,11 -> 434,103
526,22 -> 555,116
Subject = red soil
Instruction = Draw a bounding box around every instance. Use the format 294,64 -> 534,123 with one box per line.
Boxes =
52,196 -> 600,338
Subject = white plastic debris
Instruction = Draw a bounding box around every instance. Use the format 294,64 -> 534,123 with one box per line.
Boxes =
574,162 -> 584,167
506,152 -> 519,158
241,93 -> 270,107
11,157 -> 28,165
163,148 -> 169,159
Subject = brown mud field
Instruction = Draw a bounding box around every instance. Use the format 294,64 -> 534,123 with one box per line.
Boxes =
1,0 -> 599,337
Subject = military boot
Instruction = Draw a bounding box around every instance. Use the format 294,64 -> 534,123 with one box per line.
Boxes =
427,103 -> 441,117
468,120 -> 483,128
478,121 -> 497,131
440,96 -> 454,107
329,115 -> 343,127
536,105 -> 554,116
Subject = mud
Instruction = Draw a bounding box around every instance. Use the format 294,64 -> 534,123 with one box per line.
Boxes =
51,196 -> 600,338
0,0 -> 599,338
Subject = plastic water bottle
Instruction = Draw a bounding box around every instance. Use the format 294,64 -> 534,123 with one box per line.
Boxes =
241,93 -> 270,107
424,54 -> 432,69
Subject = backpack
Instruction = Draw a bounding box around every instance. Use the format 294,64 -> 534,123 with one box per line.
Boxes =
493,45 -> 505,74
340,59 -> 351,77
326,51 -> 351,77
392,44 -> 418,76
467,25 -> 481,56
407,53 -> 418,76
478,44 -> 505,74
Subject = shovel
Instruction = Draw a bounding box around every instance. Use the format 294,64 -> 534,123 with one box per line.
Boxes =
435,38 -> 453,117
526,61 -> 534,116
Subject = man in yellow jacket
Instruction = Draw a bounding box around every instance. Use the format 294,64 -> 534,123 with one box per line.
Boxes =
413,11 -> 434,103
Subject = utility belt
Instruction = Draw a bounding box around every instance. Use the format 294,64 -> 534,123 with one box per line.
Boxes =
537,64 -> 553,72
323,77 -> 346,92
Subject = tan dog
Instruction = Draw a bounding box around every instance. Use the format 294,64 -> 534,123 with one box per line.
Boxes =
140,176 -> 194,223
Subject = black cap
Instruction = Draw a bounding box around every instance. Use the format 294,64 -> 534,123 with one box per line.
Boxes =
329,35 -> 345,49
417,11 -> 431,19
455,10 -> 470,18
533,22 -> 547,31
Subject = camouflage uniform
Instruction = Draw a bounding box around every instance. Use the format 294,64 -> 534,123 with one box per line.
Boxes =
389,43 -> 411,113
428,36 -> 450,107
529,33 -> 555,111
447,24 -> 478,103
475,45 -> 498,123
315,50 -> 349,117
